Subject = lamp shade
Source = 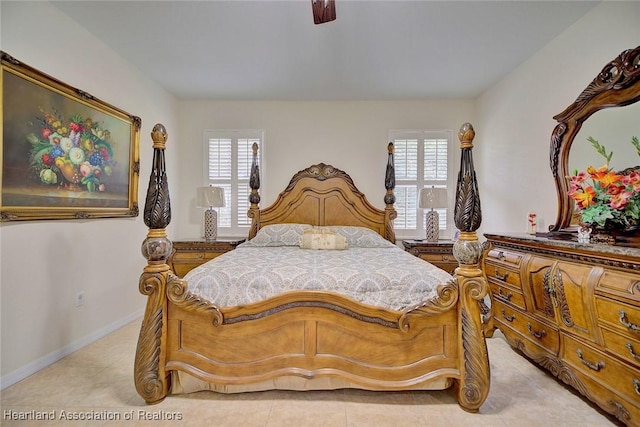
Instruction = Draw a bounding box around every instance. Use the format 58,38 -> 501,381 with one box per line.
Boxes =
197,186 -> 225,208
419,187 -> 448,209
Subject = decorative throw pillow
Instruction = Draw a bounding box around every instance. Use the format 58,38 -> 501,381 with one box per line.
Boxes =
300,228 -> 348,250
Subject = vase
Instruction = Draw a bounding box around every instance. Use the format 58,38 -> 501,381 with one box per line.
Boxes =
59,163 -> 82,191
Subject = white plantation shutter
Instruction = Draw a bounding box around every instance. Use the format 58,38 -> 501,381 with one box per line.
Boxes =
389,130 -> 453,239
204,130 -> 264,236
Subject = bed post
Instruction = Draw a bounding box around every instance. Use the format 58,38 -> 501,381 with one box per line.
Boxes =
135,124 -> 172,404
452,123 -> 490,412
248,142 -> 261,239
384,142 -> 397,242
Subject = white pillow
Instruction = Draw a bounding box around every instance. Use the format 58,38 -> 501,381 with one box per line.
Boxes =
319,226 -> 396,248
243,223 -> 312,247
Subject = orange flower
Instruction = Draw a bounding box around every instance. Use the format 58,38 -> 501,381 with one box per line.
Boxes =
587,165 -> 623,188
570,186 -> 596,209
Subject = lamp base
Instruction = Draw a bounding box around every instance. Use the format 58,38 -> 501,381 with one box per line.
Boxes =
425,210 -> 440,242
204,209 -> 218,241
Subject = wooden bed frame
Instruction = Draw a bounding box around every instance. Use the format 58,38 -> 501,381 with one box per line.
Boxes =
135,123 -> 490,412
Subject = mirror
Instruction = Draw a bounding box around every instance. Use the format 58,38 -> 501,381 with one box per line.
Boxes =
548,45 -> 640,233
569,103 -> 640,175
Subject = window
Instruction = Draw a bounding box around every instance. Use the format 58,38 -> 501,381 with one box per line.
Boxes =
203,130 -> 264,237
389,129 -> 453,239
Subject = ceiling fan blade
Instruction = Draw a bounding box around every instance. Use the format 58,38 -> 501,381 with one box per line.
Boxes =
312,0 -> 336,24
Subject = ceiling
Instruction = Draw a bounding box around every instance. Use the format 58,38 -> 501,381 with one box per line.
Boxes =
51,0 -> 598,101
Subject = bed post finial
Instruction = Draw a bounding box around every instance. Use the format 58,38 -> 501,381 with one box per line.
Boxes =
248,142 -> 261,239
451,122 -> 490,413
384,142 -> 397,242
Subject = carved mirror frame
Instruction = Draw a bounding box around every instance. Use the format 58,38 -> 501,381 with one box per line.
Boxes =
549,45 -> 640,232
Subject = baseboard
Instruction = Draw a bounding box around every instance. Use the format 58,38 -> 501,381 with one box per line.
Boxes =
0,309 -> 144,390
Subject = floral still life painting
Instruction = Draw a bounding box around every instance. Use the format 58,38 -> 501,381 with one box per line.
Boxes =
568,135 -> 640,234
1,52 -> 140,221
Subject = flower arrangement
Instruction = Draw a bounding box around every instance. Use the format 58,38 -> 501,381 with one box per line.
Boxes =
568,136 -> 640,231
27,107 -> 116,192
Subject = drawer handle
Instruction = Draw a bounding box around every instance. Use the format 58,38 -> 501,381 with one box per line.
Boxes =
577,349 -> 605,372
619,310 -> 640,332
497,289 -> 513,301
497,251 -> 506,260
494,268 -> 509,281
501,309 -> 515,322
527,323 -> 546,339
634,379 -> 640,395
626,343 -> 640,362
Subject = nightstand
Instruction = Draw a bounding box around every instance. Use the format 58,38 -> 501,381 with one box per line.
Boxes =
168,239 -> 244,277
402,239 -> 457,275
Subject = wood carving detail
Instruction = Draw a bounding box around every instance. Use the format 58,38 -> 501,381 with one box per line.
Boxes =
134,271 -> 169,404
454,124 -> 482,233
223,300 -> 398,329
166,274 -> 224,327
607,400 -> 632,425
456,274 -> 490,412
400,280 -> 459,330
458,304 -> 490,412
143,124 -> 171,230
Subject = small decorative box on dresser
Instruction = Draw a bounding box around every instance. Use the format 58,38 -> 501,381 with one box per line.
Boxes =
402,240 -> 457,275
168,239 -> 244,277
484,233 -> 640,426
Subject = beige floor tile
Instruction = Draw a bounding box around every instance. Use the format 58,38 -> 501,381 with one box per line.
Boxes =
1,318 -> 620,426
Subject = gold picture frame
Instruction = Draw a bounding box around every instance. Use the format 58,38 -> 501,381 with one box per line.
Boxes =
1,51 -> 141,221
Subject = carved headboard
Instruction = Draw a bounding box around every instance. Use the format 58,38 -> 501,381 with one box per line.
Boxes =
247,144 -> 397,242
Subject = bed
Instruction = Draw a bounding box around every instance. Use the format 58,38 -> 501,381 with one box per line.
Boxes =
135,123 -> 490,413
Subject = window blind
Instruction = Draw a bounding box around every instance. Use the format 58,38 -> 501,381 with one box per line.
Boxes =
204,130 -> 264,236
389,130 -> 453,238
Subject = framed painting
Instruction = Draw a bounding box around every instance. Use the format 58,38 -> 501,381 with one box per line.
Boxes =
1,51 -> 141,221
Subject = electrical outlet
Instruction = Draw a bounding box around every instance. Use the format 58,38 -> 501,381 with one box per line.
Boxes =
75,292 -> 85,307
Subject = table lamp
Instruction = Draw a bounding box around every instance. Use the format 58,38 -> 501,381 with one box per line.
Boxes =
197,186 -> 225,241
419,186 -> 448,242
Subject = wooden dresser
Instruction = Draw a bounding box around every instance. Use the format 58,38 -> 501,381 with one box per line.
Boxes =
168,239 -> 244,277
402,240 -> 457,274
484,233 -> 640,425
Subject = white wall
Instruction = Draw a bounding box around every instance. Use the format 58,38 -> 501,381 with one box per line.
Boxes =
476,1 -> 640,236
176,100 -> 475,240
0,1 -> 178,386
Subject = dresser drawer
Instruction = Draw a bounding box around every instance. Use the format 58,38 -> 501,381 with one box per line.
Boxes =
600,327 -> 640,369
172,251 -> 217,262
493,300 -> 559,354
596,269 -> 640,303
486,248 -> 524,268
596,297 -> 640,338
489,282 -> 526,311
485,262 -> 522,290
563,334 -> 640,404
419,253 -> 456,264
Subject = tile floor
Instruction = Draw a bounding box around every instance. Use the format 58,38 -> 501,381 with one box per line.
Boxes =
1,319 -> 620,426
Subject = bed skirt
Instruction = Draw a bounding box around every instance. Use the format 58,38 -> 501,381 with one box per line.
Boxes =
171,371 -> 452,394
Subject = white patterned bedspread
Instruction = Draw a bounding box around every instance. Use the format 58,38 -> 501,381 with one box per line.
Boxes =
184,225 -> 454,312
